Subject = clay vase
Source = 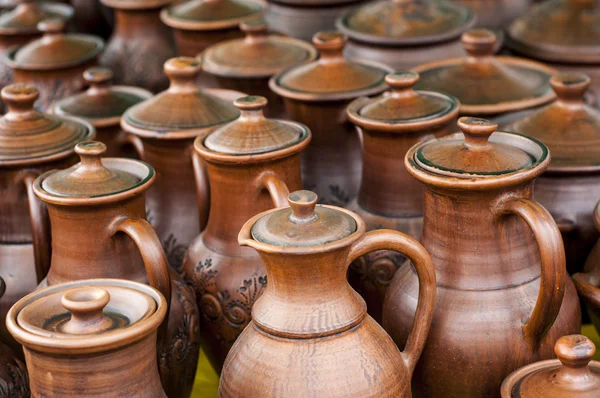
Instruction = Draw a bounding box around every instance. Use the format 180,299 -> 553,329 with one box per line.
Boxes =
0,84 -> 94,356
345,72 -> 459,323
219,190 -> 437,397
453,0 -> 532,29
7,278 -> 167,397
270,32 -> 392,206
181,96 -> 310,372
100,0 -> 175,93
71,0 -> 112,39
52,67 -> 152,159
384,117 -> 582,397
3,18 -> 104,111
121,57 -> 244,269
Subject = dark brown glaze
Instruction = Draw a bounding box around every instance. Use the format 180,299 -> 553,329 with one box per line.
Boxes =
71,0 -> 112,39
454,0 -> 532,29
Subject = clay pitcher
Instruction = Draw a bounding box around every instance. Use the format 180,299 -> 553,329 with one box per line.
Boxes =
219,190 -> 437,397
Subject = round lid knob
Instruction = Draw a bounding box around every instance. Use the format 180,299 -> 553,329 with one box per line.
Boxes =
164,57 -> 202,91
234,95 -> 268,113
459,116 -> 497,148
288,190 -> 318,222
550,72 -> 590,103
555,335 -> 596,369
386,72 -> 420,92
2,83 -> 38,115
59,287 -> 113,335
84,67 -> 113,87
462,29 -> 496,57
241,18 -> 267,43
313,31 -> 347,61
38,17 -> 65,35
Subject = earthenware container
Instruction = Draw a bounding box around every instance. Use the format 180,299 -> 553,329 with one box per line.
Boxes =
219,190 -> 437,397
454,0 -> 532,29
33,141 -> 200,398
121,57 -> 244,269
346,71 -> 459,322
71,0 -> 112,39
384,117 -> 581,397
270,31 -> 392,206
100,0 -> 175,93
52,67 -> 152,159
7,278 -> 167,397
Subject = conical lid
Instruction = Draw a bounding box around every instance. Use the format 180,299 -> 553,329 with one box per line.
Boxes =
251,190 -> 357,247
53,67 -> 153,128
160,0 -> 264,31
506,0 -> 600,64
501,335 -> 600,398
413,29 -> 557,115
122,57 -> 241,138
415,117 -> 535,177
0,0 -> 73,35
202,19 -> 318,78
270,32 -> 392,102
503,73 -> 600,171
336,0 -> 475,45
204,96 -> 308,154
0,84 -> 95,166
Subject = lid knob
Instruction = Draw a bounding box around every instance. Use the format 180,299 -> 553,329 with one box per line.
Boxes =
75,141 -> 107,171
164,57 -> 202,92
462,29 -> 496,58
458,116 -> 497,148
550,73 -> 590,103
386,72 -> 419,98
241,19 -> 267,44
288,190 -> 318,223
59,287 -> 113,334
38,18 -> 66,36
234,95 -> 268,120
2,83 -> 38,115
313,31 -> 347,63
84,67 -> 113,95
555,335 -> 596,369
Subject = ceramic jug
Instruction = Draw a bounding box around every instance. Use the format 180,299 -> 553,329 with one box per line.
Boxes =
181,96 -> 310,371
7,278 -> 167,397
32,141 -> 200,398
219,190 -> 437,397
383,117 -> 582,397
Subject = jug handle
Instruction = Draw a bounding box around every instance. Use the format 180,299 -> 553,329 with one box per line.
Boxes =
347,229 -> 436,375
192,150 -> 210,231
257,172 -> 290,208
120,133 -> 146,160
496,198 -> 566,347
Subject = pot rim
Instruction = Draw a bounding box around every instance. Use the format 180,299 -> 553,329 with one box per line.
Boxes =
100,0 -> 172,10
0,2 -> 74,36
159,1 -> 264,32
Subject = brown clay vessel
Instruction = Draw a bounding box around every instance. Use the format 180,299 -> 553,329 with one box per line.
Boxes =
453,0 -> 532,29
71,0 -> 112,39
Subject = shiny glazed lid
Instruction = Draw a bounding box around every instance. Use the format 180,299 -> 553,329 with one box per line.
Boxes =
251,190 -> 357,247
0,0 -> 73,35
202,19 -> 318,78
412,29 -> 557,115
0,84 -> 95,166
160,0 -> 264,31
336,0 -> 475,46
501,335 -> 600,397
269,32 -> 393,102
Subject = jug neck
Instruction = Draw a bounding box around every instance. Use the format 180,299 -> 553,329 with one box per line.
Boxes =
113,8 -> 165,36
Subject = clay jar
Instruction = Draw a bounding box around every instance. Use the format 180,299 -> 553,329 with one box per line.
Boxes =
121,57 -> 244,269
0,84 -> 94,355
270,32 -> 392,206
453,0 -> 532,29
383,117 -> 582,397
100,0 -> 175,93
181,96 -> 310,372
337,0 -> 476,71
52,67 -> 152,159
345,72 -> 459,322
32,141 -> 200,398
7,279 -> 167,397
71,0 -> 112,39
3,18 -> 104,111
219,190 -> 437,397
201,19 -> 317,119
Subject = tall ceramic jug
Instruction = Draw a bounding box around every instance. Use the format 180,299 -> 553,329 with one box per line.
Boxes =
383,117 -> 582,397
219,190 -> 437,397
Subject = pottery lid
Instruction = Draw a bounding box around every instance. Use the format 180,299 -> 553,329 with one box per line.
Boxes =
336,0 -> 475,46
160,0 -> 264,31
101,0 -> 172,10
0,1 -> 73,35
412,29 -> 556,115
53,67 -> 153,128
0,84 -> 94,166
501,335 -> 600,397
251,190 -> 357,247
202,19 -> 318,78
122,57 -> 241,138
270,32 -> 392,102
8,18 -> 104,69
506,0 -> 600,64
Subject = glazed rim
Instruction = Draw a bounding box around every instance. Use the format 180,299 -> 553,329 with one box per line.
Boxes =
0,2 -> 74,35
33,157 -> 155,206
6,278 -> 167,355
411,56 -> 558,115
405,131 -> 550,190
159,0 -> 264,31
101,0 -> 172,10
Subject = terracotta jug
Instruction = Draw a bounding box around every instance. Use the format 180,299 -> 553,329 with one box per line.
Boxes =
33,141 -> 200,398
383,117 -> 582,397
345,72 -> 459,322
100,0 -> 175,93
181,95 -> 310,372
121,57 -> 244,269
270,32 -> 392,206
7,278 -> 167,397
0,83 -> 94,355
219,190 -> 437,397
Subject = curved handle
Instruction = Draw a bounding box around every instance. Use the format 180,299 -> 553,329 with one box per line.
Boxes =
256,172 -> 290,208
496,197 -> 566,346
573,273 -> 600,309
347,229 -> 436,375
120,133 -> 146,161
192,150 -> 210,231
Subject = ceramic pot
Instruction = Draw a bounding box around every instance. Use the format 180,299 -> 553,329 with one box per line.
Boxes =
7,278 -> 167,397
270,32 -> 392,206
181,96 -> 310,372
100,0 -> 175,93
219,190 -> 437,397
345,72 -> 459,322
384,117 -> 581,397
453,0 -> 532,29
71,0 -> 112,39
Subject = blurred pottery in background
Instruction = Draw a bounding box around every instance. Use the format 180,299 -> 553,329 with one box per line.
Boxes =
71,0 -> 112,39
453,0 -> 532,29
